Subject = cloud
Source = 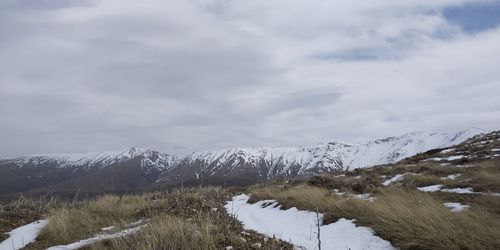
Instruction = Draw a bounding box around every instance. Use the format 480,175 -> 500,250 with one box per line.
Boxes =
1,0 -> 499,157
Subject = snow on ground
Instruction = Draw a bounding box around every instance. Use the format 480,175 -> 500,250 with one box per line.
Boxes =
332,189 -> 375,202
447,155 -> 465,161
0,220 -> 47,250
225,194 -> 394,250
443,202 -> 470,212
332,189 -> 345,195
100,226 -> 115,232
417,185 -> 474,194
441,174 -> 461,180
441,187 -> 474,194
440,149 -> 455,154
320,219 -> 393,250
382,173 -> 407,186
417,185 -> 484,195
417,184 -> 443,192
46,225 -> 143,250
426,157 -> 443,161
353,194 -> 376,202
427,155 -> 465,162
126,220 -> 144,227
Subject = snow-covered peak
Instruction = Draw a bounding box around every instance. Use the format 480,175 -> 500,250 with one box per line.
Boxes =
343,129 -> 484,169
2,129 -> 485,180
5,147 -> 177,171
179,129 -> 484,176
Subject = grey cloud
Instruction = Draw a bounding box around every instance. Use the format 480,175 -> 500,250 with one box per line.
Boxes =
1,0 -> 499,157
0,0 -> 91,11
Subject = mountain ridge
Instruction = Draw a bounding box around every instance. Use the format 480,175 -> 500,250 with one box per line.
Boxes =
3,128 -> 484,168
157,128 -> 485,185
0,128 -> 486,195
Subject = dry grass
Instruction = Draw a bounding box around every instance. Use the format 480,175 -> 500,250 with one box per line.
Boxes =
36,195 -> 147,245
247,184 -> 500,250
26,187 -> 292,250
307,174 -> 381,194
458,167 -> 500,192
415,164 -> 463,177
0,195 -> 60,241
249,183 -> 338,211
354,189 -> 500,250
137,215 -> 216,249
88,214 -> 217,250
401,174 -> 442,188
246,157 -> 500,249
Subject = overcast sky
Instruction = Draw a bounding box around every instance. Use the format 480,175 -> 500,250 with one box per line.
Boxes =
1,0 -> 500,157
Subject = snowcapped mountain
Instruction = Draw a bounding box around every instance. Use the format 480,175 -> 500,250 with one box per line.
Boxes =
4,147 -> 178,172
156,128 -> 485,185
0,147 -> 178,195
0,128 -> 485,194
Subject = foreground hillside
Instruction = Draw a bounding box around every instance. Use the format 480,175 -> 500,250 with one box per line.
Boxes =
245,134 -> 500,249
1,130 -> 499,249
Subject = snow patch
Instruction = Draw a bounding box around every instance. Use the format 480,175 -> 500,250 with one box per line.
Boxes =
224,194 -> 394,250
426,157 -> 443,161
382,173 -> 407,186
331,190 -> 375,201
47,224 -> 143,250
101,226 -> 115,232
417,184 -> 443,192
441,187 -> 474,194
0,220 -> 47,250
427,155 -> 465,162
447,155 -> 464,161
417,185 -> 476,194
440,148 -> 455,154
332,189 -> 345,195
441,174 -> 460,180
352,193 -> 376,202
443,202 -> 470,212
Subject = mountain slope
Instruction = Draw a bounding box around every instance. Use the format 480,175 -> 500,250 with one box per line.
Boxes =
3,147 -> 177,171
0,148 -> 177,195
0,128 -> 485,194
157,128 -> 484,186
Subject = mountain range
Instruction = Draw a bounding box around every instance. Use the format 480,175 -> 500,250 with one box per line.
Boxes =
0,128 -> 485,196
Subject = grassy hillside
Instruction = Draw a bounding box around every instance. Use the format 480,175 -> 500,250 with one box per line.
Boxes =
243,131 -> 500,249
5,188 -> 291,250
248,162 -> 500,249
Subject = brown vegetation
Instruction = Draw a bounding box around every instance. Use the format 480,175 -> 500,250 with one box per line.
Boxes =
24,187 -> 292,250
247,183 -> 500,250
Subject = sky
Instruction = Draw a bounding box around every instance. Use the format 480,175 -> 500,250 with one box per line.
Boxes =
1,0 -> 500,157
